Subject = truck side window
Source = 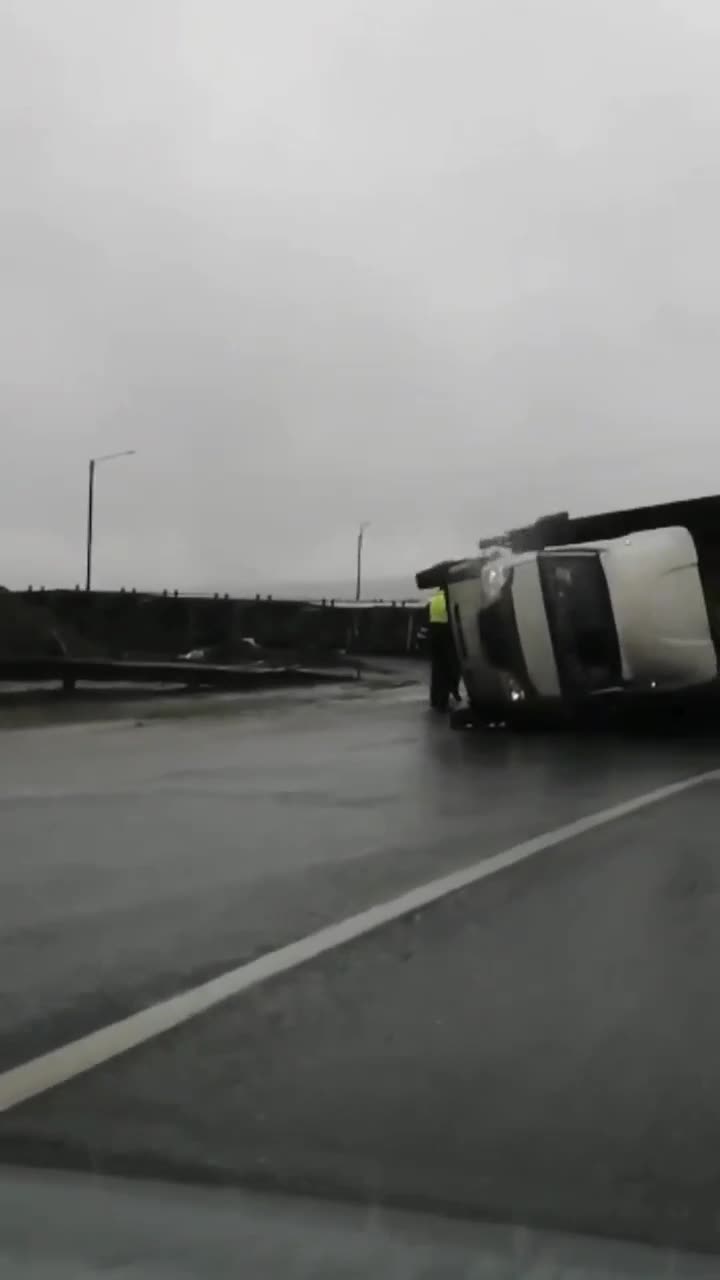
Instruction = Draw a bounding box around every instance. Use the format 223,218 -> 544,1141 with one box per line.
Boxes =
538,552 -> 622,694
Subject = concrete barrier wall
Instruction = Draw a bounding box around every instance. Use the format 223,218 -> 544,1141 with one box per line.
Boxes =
1,590 -> 427,660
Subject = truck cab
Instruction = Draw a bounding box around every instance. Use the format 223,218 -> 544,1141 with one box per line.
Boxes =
446,526 -> 717,721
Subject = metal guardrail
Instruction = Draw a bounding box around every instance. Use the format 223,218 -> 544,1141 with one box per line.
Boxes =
0,657 -> 358,690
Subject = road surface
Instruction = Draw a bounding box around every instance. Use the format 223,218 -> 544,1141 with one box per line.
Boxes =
1,682 -> 720,1258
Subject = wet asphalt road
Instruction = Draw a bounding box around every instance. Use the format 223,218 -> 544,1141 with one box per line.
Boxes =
2,682 -> 720,1253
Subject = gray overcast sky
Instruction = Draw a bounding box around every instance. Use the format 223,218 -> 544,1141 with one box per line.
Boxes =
3,0 -> 720,594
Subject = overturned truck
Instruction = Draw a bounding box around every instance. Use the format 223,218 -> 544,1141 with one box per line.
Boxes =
416,493 -> 720,728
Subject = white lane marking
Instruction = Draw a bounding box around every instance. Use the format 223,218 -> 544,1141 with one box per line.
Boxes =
0,769 -> 716,1113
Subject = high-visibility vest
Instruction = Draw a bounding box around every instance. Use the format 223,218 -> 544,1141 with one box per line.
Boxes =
429,590 -> 448,624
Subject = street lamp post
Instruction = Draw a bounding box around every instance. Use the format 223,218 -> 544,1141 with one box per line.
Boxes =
355,521 -> 370,602
85,450 -> 136,591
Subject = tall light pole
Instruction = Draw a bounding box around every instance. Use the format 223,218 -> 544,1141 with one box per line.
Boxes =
355,521 -> 370,602
85,450 -> 136,591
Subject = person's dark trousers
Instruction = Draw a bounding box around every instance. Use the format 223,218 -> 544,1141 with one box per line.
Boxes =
429,623 -> 453,710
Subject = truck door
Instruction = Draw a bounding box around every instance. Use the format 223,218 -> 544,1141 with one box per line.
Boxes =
537,551 -> 623,697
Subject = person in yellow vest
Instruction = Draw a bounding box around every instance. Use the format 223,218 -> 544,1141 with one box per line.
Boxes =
428,588 -> 460,710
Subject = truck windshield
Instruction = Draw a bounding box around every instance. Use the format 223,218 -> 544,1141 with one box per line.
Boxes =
478,571 -> 533,694
537,551 -> 622,695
